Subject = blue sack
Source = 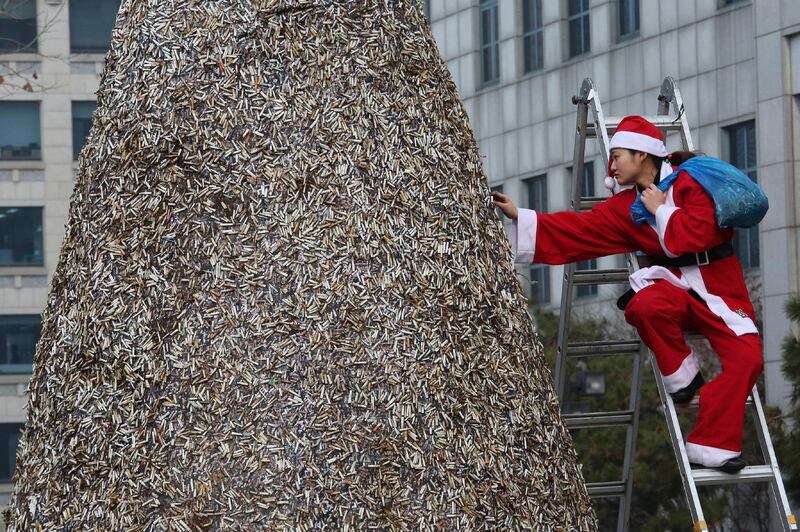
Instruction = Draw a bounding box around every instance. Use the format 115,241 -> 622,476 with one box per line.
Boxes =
629,156 -> 768,228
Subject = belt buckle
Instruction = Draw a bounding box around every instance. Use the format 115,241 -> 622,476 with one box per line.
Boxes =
695,250 -> 710,266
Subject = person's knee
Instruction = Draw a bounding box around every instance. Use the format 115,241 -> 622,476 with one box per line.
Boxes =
736,345 -> 764,378
624,286 -> 664,324
747,351 -> 764,376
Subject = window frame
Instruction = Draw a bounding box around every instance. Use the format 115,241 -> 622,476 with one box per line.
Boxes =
0,100 -> 42,162
576,259 -> 598,297
529,263 -> 551,305
69,0 -> 121,54
0,423 -> 24,483
521,0 -> 544,73
71,100 -> 96,161
0,206 -> 45,267
0,0 -> 38,54
724,119 -> 759,270
567,0 -> 591,59
719,0 -> 749,7
523,174 -> 549,304
617,0 -> 640,42
566,161 -> 595,200
0,314 -> 40,374
479,0 -> 500,87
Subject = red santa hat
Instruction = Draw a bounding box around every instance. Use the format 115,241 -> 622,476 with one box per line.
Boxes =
604,115 -> 673,191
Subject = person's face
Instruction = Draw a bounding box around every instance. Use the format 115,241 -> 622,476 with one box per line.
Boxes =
609,148 -> 648,186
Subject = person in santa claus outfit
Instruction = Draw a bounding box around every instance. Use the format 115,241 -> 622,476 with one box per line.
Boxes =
492,115 -> 763,473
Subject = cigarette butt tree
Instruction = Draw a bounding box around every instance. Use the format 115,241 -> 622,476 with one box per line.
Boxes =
4,1 -> 597,529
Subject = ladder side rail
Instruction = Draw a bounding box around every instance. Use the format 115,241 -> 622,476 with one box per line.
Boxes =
659,77 -> 695,152
650,355 -> 708,529
749,386 -> 797,531
659,76 -> 794,530
651,84 -> 709,529
585,78 -> 639,532
614,342 -> 644,532
588,86 -> 611,155
555,81 -> 593,400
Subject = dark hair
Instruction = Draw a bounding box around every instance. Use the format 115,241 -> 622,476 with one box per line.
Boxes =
666,150 -> 702,166
627,149 -> 703,185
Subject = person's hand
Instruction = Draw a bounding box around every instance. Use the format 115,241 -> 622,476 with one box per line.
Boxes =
641,183 -> 667,214
492,191 -> 518,221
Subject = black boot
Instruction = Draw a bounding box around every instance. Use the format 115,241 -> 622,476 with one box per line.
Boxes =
670,373 -> 705,404
690,457 -> 747,474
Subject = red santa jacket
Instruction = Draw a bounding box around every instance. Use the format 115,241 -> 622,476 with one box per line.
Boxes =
512,170 -> 758,336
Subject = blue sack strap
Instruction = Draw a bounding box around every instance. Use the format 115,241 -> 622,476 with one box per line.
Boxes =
629,156 -> 768,229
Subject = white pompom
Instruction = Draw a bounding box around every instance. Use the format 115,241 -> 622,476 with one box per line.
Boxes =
603,176 -> 617,191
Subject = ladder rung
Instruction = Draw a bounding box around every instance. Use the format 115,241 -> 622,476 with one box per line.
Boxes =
564,410 -> 635,429
675,396 -> 753,412
591,115 -> 686,132
578,196 -> 606,211
586,481 -> 626,497
572,268 -> 630,285
685,333 -> 707,343
567,339 -> 641,357
692,465 -> 776,486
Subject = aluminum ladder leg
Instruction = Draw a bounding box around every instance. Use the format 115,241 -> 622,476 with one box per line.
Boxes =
555,76 -> 797,532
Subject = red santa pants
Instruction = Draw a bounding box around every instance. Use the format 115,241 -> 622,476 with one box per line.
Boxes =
624,281 -> 763,461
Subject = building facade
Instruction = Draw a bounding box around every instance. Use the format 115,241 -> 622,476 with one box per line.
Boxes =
426,0 -> 800,419
0,0 -> 798,521
0,0 -> 119,512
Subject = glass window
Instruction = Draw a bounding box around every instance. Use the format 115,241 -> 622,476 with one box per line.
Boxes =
618,0 -> 640,40
726,120 -> 758,270
523,173 -> 547,213
568,161 -> 595,196
69,0 -> 121,53
568,0 -> 591,58
0,101 -> 41,161
530,263 -> 550,305
582,161 -> 595,196
0,207 -> 43,266
72,101 -> 96,161
0,0 -> 36,53
524,174 -> 548,304
0,423 -> 23,483
565,164 -> 598,297
576,259 -> 598,297
0,315 -> 39,373
480,0 -> 500,86
522,0 -> 543,73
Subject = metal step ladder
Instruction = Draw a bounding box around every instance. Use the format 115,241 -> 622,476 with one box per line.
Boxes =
554,76 -> 797,532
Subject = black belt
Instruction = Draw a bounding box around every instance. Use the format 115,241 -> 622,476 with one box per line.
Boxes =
636,242 -> 734,269
617,286 -> 705,311
616,242 -> 733,311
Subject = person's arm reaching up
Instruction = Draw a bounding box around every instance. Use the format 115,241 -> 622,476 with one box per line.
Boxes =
493,191 -> 637,265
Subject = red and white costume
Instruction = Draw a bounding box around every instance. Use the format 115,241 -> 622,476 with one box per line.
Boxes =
513,117 -> 763,467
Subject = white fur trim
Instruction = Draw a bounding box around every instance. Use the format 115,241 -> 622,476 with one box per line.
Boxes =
629,178 -> 757,336
685,442 -> 741,467
628,265 -> 691,292
627,265 -> 758,336
609,130 -> 668,157
661,350 -> 700,393
678,265 -> 758,336
655,204 -> 680,258
512,208 -> 537,264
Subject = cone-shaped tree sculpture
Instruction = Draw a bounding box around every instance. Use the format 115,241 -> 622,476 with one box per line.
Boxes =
5,0 -> 596,529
